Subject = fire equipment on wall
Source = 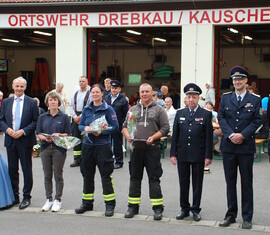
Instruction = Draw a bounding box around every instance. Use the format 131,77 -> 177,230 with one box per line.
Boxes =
31,58 -> 50,96
0,73 -> 7,96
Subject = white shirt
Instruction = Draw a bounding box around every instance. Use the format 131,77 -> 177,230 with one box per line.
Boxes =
111,93 -> 119,104
205,87 -> 215,107
165,106 -> 176,135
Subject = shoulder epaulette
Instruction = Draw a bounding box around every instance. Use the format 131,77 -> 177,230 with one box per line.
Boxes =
251,93 -> 261,98
223,91 -> 233,95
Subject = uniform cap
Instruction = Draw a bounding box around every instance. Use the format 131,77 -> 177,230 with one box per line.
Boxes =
230,66 -> 249,79
184,83 -> 202,95
156,90 -> 163,98
110,80 -> 121,87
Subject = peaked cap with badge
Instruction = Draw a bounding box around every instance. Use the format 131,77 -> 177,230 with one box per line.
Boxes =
184,83 -> 202,95
110,80 -> 121,87
230,66 -> 249,80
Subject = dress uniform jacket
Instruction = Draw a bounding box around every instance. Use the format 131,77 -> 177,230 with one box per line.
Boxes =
218,91 -> 262,154
105,93 -> 129,129
170,106 -> 213,162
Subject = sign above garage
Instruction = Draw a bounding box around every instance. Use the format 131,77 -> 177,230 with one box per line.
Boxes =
0,7 -> 269,28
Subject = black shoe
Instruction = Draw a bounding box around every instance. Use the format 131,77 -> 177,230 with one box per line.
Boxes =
124,207 -> 139,218
105,205 -> 114,217
242,221 -> 252,229
70,160 -> 80,167
19,198 -> 31,209
13,198 -> 20,206
176,211 -> 189,220
219,216 -> 236,227
192,212 -> 201,222
213,149 -> 221,156
153,208 -> 163,220
114,164 -> 123,169
75,203 -> 93,214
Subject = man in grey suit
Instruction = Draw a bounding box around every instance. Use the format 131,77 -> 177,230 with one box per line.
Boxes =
170,83 -> 213,222
0,77 -> 39,209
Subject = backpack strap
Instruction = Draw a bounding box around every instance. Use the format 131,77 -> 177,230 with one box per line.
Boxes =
74,91 -> 79,112
83,90 -> 90,107
74,89 -> 91,112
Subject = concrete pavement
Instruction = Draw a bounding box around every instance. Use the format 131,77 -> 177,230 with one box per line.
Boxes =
1,133 -> 270,234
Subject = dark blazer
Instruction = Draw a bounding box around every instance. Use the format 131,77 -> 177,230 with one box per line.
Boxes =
105,93 -> 129,128
218,91 -> 262,154
0,95 -> 39,148
170,106 -> 213,162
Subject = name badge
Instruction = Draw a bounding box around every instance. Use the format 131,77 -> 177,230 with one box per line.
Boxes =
180,117 -> 185,120
195,118 -> 203,121
245,103 -> 253,108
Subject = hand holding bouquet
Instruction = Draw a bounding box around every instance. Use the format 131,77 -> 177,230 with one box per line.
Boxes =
52,136 -> 81,150
127,111 -> 137,139
81,115 -> 112,135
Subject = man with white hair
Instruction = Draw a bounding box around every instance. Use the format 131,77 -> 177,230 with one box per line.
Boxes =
164,97 -> 176,135
201,82 -> 215,107
52,82 -> 69,113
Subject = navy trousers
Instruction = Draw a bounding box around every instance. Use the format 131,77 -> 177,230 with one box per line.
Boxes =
7,140 -> 33,200
222,152 -> 254,222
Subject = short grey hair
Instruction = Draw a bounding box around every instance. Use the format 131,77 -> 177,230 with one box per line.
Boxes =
13,76 -> 27,87
79,76 -> 88,82
165,97 -> 173,103
0,91 -> 3,97
56,82 -> 64,88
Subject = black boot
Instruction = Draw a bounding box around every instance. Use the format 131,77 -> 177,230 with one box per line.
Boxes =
153,206 -> 164,221
124,206 -> 139,218
70,159 -> 81,167
75,202 -> 93,214
105,204 -> 115,217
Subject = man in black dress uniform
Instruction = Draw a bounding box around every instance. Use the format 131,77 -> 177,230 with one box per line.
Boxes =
218,66 -> 262,230
105,80 -> 129,169
170,83 -> 213,222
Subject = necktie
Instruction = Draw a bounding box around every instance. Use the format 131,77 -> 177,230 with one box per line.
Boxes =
14,98 -> 21,131
238,96 -> 242,107
190,110 -> 195,117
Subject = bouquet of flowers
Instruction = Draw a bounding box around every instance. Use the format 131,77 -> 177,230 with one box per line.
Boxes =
32,143 -> 40,158
127,111 -> 137,139
52,136 -> 81,150
81,115 -> 112,135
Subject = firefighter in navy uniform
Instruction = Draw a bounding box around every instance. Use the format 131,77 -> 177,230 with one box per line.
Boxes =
170,83 -> 213,222
104,80 -> 129,169
75,84 -> 119,216
218,66 -> 262,230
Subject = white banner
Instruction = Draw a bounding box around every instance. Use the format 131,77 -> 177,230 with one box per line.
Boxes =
0,7 -> 269,28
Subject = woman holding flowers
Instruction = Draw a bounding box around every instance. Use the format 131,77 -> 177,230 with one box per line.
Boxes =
75,84 -> 118,217
36,91 -> 71,212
